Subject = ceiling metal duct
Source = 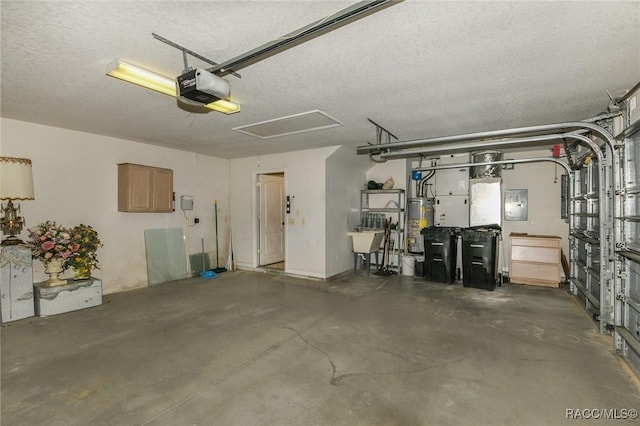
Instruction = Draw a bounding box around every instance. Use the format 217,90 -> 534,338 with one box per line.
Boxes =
471,151 -> 504,178
378,133 -> 564,160
357,121 -> 617,158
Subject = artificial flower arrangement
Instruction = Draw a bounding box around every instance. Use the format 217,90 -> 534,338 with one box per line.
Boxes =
67,224 -> 103,278
27,221 -> 102,278
27,221 -> 75,264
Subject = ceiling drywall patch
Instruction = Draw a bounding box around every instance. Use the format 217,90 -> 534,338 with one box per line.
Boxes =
233,110 -> 343,139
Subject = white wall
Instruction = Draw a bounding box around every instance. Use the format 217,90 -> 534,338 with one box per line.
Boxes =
400,151 -> 569,276
501,150 -> 570,274
325,146 -> 369,277
1,117 -> 567,288
1,118 -> 229,293
366,159 -> 407,192
229,146 -> 340,279
365,159 -> 408,213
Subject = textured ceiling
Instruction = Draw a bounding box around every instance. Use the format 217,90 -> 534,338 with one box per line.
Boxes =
1,1 -> 639,159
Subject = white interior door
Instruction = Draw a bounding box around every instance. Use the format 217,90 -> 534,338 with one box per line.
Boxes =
259,174 -> 285,265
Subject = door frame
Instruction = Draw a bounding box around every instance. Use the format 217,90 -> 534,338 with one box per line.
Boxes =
254,169 -> 287,269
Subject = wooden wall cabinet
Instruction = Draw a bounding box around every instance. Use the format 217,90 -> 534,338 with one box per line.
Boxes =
118,163 -> 173,212
509,234 -> 561,287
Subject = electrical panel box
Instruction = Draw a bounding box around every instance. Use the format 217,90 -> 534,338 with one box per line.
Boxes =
180,195 -> 194,211
504,189 -> 528,221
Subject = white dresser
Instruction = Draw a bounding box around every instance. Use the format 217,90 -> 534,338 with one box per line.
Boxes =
0,245 -> 35,323
34,277 -> 102,316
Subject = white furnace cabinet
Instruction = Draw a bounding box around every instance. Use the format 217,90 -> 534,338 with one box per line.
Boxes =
434,195 -> 469,227
0,245 -> 35,323
434,154 -> 470,227
470,178 -> 502,227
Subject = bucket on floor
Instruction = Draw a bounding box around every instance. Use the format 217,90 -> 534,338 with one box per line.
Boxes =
402,255 -> 416,276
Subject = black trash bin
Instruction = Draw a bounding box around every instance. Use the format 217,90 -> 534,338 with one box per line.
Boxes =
461,229 -> 499,291
415,256 -> 425,278
421,227 -> 457,284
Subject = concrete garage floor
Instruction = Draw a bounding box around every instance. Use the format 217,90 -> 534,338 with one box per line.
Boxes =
2,271 -> 639,425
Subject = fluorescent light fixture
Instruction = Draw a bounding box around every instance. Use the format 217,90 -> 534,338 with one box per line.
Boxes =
207,99 -> 241,114
106,59 -> 240,114
107,59 -> 175,96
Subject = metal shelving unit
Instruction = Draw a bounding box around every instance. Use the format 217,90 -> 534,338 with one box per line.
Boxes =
360,189 -> 405,272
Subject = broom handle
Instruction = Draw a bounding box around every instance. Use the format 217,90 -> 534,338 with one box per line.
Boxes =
201,238 -> 205,272
215,200 -> 219,267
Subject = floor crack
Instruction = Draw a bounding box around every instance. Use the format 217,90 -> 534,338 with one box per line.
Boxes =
277,325 -> 338,384
330,356 -> 467,385
274,324 -> 467,387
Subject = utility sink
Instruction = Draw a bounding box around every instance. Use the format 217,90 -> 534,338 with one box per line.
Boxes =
348,230 -> 385,253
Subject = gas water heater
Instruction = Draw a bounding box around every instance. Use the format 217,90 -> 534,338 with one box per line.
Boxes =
407,197 -> 435,253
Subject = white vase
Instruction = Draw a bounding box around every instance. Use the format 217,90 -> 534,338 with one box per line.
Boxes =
44,258 -> 66,286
